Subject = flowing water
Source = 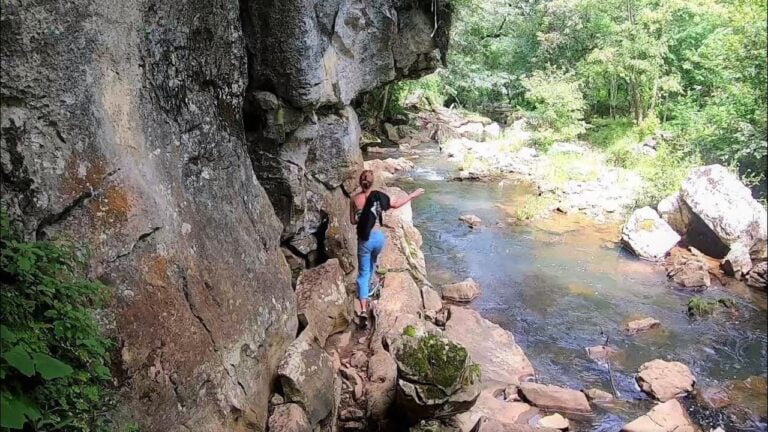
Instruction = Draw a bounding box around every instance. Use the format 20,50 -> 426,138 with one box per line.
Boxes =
381,143 -> 768,431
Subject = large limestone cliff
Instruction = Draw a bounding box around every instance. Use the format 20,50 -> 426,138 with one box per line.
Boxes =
0,0 -> 450,430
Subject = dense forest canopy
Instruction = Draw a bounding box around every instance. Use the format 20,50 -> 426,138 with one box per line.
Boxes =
393,0 -> 767,200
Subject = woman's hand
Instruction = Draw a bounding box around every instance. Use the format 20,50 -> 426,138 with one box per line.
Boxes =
410,188 -> 425,198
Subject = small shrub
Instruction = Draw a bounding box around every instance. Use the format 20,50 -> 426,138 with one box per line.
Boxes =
513,196 -> 554,221
0,212 -> 115,431
687,296 -> 718,317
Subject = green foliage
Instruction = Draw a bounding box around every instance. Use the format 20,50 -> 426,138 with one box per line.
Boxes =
633,144 -> 700,208
0,212 -> 115,431
522,68 -> 587,145
433,0 -> 767,196
513,195 -> 555,222
687,297 -> 718,317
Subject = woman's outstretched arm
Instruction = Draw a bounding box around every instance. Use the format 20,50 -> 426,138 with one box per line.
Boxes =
390,188 -> 425,209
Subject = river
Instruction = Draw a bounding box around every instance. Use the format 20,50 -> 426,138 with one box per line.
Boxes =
380,142 -> 768,431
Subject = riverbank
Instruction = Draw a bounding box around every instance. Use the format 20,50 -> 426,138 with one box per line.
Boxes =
351,142 -> 767,430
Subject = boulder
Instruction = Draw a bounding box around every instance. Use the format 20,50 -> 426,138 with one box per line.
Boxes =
621,399 -> 699,432
457,122 -> 486,141
695,386 -> 731,409
680,165 -> 767,259
657,192 -> 692,235
538,413 -> 569,430
267,403 -> 312,432
392,334 -> 481,421
384,123 -> 400,141
295,259 -> 350,345
455,387 -> 538,431
621,207 -> 681,260
422,285 -> 444,316
459,214 -> 483,228
442,279 -> 482,302
517,382 -> 592,414
582,388 -> 614,402
747,261 -> 767,290
484,123 -> 502,140
722,243 -> 752,278
625,317 -> 661,335
637,359 -> 696,401
278,332 -> 336,425
444,307 -> 534,385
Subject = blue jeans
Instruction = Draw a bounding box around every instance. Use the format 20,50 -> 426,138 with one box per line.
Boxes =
357,230 -> 386,300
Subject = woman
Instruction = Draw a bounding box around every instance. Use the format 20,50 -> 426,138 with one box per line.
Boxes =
350,170 -> 424,328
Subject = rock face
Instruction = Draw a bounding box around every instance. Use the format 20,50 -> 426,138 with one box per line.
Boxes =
637,359 -> 696,401
517,383 -> 592,414
1,1 -> 297,429
679,165 -> 767,259
622,207 -> 681,260
1,0 -> 452,430
621,399 -> 699,432
392,334 -> 482,421
444,307 -> 534,386
442,279 -> 482,302
747,261 -> 768,289
295,259 -> 351,345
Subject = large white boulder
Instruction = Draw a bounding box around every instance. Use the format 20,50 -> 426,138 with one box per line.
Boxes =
657,192 -> 692,235
680,165 -> 767,259
621,207 -> 681,260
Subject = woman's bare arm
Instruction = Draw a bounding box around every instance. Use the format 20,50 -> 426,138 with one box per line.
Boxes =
390,188 -> 425,209
350,199 -> 358,225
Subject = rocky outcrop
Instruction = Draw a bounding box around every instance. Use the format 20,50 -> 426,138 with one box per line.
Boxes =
1,1 -> 297,429
444,307 -> 534,386
621,399 -> 699,432
622,207 -> 681,260
747,261 -> 767,289
268,403 -> 312,432
1,0 -> 452,430
679,165 -> 767,259
455,387 -> 538,432
442,279 -> 482,302
393,334 -> 482,421
636,359 -> 696,401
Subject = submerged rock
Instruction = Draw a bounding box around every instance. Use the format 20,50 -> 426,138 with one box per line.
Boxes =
624,317 -> 661,335
472,417 -> 557,432
459,214 -> 483,228
538,413 -> 570,430
636,359 -> 696,402
582,388 -> 614,402
621,399 -> 699,432
621,207 -> 681,260
517,382 -> 592,414
392,333 -> 481,421
445,307 -> 534,385
442,279 -> 482,302
680,165 -> 767,259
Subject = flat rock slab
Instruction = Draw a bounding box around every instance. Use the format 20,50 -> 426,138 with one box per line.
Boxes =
621,399 -> 699,432
583,388 -> 614,402
637,359 -> 696,402
445,306 -> 534,385
442,279 -> 482,302
456,387 -> 538,432
625,317 -> 661,335
517,382 -> 592,414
